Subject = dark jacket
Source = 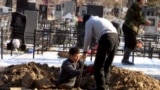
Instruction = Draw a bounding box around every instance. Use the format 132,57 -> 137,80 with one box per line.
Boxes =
124,2 -> 146,33
57,59 -> 83,87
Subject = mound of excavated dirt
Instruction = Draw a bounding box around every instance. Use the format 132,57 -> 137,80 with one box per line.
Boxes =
0,61 -> 159,90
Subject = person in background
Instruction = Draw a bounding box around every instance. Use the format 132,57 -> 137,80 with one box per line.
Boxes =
57,47 -> 93,89
121,0 -> 151,65
82,14 -> 119,90
77,12 -> 83,22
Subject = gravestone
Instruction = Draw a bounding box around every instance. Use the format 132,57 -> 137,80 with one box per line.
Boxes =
24,10 -> 39,44
39,5 -> 47,20
144,7 -> 159,35
10,12 -> 26,44
54,5 -> 63,19
63,1 -> 75,15
16,0 -> 28,13
144,16 -> 159,35
79,5 -> 103,17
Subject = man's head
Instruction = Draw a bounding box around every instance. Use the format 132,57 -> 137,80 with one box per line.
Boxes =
83,14 -> 91,24
137,0 -> 145,5
69,47 -> 80,62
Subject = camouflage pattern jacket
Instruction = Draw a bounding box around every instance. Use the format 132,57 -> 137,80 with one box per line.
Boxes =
124,2 -> 146,34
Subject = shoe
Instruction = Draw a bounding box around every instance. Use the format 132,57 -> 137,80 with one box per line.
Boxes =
122,61 -> 134,65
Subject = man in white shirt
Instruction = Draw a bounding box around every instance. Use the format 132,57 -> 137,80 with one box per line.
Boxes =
82,14 -> 119,90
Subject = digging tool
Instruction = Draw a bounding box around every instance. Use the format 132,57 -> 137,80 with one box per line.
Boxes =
76,58 -> 85,88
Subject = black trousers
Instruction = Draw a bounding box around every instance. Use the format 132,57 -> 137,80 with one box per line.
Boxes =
122,24 -> 137,50
94,33 -> 119,90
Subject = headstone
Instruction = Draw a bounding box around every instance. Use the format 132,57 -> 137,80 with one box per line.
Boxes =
27,3 -> 36,11
144,7 -> 157,16
143,6 -> 159,35
63,1 -> 75,15
39,5 -> 48,20
144,16 -> 158,35
79,5 -> 87,17
79,5 -> 103,17
0,6 -> 12,13
24,10 -> 39,44
156,6 -> 160,16
16,0 -> 28,13
54,5 -> 63,19
87,5 -> 103,17
5,0 -> 12,8
10,12 -> 26,44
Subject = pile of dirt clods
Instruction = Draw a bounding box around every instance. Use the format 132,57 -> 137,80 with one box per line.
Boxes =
0,62 -> 160,90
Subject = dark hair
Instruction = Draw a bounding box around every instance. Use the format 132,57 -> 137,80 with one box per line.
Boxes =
136,0 -> 141,2
69,47 -> 80,56
83,14 -> 91,24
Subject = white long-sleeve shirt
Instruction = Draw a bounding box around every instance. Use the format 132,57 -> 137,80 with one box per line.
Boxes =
83,16 -> 117,52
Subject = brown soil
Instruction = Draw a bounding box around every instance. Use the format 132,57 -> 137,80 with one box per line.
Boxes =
0,52 -> 159,90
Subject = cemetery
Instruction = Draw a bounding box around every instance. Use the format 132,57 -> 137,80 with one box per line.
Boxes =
0,0 -> 160,89
0,0 -> 159,60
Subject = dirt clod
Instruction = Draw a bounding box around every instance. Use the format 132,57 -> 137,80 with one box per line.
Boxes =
0,61 -> 159,90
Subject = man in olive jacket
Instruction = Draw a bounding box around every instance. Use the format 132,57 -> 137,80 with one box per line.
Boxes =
121,0 -> 150,65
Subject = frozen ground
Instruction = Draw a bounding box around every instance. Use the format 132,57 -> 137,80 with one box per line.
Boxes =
0,51 -> 159,79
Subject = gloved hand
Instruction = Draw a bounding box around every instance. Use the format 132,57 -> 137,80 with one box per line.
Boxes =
85,65 -> 94,75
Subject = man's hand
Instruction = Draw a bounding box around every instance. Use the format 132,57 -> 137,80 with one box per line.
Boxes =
85,65 -> 94,75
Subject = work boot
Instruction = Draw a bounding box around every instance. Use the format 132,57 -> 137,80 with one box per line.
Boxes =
122,60 -> 134,65
121,48 -> 134,65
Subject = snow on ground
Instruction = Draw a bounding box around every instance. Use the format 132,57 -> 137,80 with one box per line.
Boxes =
0,51 -> 160,79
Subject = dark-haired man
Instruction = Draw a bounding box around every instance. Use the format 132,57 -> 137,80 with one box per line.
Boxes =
121,0 -> 150,65
57,47 -> 82,89
57,47 -> 92,89
82,14 -> 119,90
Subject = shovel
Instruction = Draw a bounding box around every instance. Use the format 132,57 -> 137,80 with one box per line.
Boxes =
76,57 -> 85,88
